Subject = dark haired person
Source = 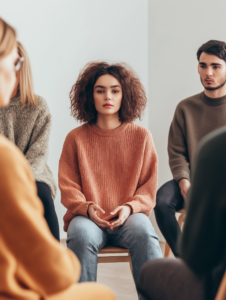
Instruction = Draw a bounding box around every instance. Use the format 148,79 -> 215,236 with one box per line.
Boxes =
59,62 -> 162,284
154,40 -> 226,257
138,126 -> 226,300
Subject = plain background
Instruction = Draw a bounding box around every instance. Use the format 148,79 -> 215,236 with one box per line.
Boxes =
1,0 -> 226,240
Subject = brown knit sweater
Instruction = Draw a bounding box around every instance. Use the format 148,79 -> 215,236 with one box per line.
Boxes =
59,122 -> 158,232
168,92 -> 226,182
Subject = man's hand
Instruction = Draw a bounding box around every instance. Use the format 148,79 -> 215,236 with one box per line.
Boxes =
179,178 -> 191,201
88,204 -> 110,229
109,205 -> 132,231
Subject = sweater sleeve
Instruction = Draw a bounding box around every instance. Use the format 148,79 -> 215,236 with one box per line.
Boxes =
180,128 -> 226,275
168,105 -> 190,182
125,131 -> 158,215
0,139 -> 80,298
59,132 -> 94,217
25,99 -> 56,190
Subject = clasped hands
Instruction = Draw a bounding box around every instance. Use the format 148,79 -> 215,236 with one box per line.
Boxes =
88,204 -> 131,230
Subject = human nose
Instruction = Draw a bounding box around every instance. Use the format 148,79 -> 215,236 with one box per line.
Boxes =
105,90 -> 111,101
205,67 -> 213,77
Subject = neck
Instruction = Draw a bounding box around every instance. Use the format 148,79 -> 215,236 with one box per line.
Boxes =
95,113 -> 121,130
204,85 -> 226,98
10,87 -> 18,99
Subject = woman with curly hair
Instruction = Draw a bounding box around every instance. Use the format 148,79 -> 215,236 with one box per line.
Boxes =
59,62 -> 162,284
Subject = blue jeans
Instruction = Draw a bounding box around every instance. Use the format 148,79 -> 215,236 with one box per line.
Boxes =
67,213 -> 162,285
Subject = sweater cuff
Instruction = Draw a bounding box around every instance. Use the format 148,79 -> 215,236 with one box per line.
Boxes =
75,201 -> 94,218
173,170 -> 190,183
124,200 -> 140,214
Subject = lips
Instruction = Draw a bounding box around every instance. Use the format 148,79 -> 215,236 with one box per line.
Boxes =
103,104 -> 113,107
205,79 -> 213,83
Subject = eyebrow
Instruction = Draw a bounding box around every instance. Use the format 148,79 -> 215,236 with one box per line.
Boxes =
199,62 -> 222,66
94,85 -> 121,89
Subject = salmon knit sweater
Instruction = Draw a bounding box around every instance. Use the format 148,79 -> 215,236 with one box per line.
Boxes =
59,122 -> 158,232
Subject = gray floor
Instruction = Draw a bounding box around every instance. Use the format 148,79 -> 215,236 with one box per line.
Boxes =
61,239 -> 165,300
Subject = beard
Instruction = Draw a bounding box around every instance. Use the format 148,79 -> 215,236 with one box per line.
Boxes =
200,76 -> 226,91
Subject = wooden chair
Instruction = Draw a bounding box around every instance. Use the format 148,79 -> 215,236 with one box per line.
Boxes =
98,245 -> 133,274
215,271 -> 226,300
164,209 -> 185,258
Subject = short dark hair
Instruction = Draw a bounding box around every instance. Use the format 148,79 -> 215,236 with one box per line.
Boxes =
70,62 -> 147,124
197,40 -> 226,61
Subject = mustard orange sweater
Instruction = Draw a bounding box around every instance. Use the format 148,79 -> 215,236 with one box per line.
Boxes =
59,122 -> 158,231
0,134 -> 115,300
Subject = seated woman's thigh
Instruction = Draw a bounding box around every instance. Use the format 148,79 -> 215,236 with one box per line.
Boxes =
67,215 -> 104,242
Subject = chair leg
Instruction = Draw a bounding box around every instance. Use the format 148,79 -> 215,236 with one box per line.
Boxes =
164,242 -> 171,258
129,260 -> 133,274
178,213 -> 185,228
164,212 -> 185,258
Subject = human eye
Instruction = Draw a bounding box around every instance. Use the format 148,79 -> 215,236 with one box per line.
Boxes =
200,65 -> 205,68
97,90 -> 104,94
112,89 -> 119,93
213,66 -> 219,69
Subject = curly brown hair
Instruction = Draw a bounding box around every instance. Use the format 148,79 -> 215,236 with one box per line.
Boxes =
70,62 -> 147,123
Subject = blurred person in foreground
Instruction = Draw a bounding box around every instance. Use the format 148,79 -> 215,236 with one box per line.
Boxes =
138,125 -> 226,300
155,40 -> 226,257
0,17 -> 115,300
0,41 -> 60,241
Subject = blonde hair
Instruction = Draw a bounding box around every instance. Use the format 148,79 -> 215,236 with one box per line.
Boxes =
0,18 -> 16,59
17,41 -> 37,106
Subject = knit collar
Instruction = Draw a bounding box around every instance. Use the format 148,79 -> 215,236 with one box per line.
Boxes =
201,92 -> 226,106
0,96 -> 21,115
88,122 -> 129,137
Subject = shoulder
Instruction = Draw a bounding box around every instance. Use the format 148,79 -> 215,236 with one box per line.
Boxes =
67,124 -> 88,137
35,95 -> 50,115
63,124 -> 88,145
175,92 -> 203,113
126,122 -> 152,140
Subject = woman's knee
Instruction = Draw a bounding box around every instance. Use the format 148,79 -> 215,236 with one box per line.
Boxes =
67,216 -> 102,250
125,214 -> 159,245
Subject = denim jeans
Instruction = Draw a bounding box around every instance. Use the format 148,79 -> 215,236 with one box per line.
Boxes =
67,213 -> 162,285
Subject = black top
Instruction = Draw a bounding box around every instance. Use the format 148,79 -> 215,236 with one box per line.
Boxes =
180,125 -> 226,300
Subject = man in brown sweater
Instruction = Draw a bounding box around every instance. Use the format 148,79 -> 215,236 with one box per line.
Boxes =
154,39 -> 226,257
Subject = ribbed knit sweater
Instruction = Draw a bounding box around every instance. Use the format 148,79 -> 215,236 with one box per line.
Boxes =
59,122 -> 158,232
0,95 -> 57,198
168,92 -> 226,182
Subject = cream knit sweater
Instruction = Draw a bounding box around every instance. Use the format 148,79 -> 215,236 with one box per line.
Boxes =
0,94 -> 56,198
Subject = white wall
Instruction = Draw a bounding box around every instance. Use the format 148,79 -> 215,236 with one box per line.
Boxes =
148,0 -> 226,240
1,0 -> 149,239
3,0 -> 224,242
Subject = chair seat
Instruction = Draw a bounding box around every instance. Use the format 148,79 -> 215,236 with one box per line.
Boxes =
98,246 -> 131,265
99,246 -> 129,254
